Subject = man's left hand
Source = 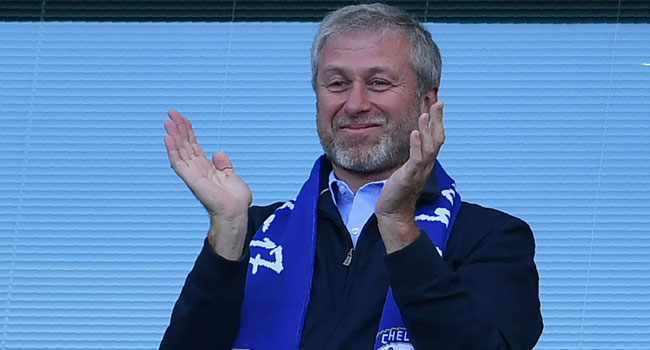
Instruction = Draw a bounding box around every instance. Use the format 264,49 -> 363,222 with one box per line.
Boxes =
375,101 -> 445,253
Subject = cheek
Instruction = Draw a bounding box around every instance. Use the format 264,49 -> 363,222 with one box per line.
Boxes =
316,106 -> 335,133
378,95 -> 417,118
316,112 -> 328,131
317,91 -> 347,114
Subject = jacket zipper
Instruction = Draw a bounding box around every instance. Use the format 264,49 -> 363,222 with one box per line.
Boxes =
342,247 -> 354,266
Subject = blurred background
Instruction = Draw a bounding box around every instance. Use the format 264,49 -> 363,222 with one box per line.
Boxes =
1,1 -> 649,349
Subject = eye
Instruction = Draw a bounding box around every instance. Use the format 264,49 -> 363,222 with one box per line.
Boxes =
326,80 -> 349,92
368,79 -> 391,91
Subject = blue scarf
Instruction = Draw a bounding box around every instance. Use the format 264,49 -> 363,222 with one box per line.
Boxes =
233,156 -> 461,350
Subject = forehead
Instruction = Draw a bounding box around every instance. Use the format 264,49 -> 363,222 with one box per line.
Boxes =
318,30 -> 412,75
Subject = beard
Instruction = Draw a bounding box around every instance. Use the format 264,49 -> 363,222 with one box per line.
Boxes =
317,100 -> 421,174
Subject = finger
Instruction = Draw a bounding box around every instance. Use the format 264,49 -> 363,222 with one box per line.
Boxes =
164,118 -> 182,150
192,142 -> 207,159
408,129 -> 422,164
177,110 -> 197,145
165,118 -> 192,161
167,110 -> 197,161
186,118 -> 199,146
167,108 -> 179,119
163,118 -> 176,138
164,118 -> 183,167
429,102 -> 445,150
186,121 -> 207,158
168,109 -> 193,151
172,110 -> 204,158
418,112 -> 434,158
164,135 -> 187,176
163,135 -> 180,163
168,110 -> 206,159
167,109 -> 185,127
165,111 -> 186,150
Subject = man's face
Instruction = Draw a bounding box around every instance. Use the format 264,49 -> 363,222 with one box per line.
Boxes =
315,30 -> 432,174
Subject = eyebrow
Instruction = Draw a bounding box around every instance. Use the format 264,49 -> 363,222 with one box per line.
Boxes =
320,66 -> 347,77
320,65 -> 399,80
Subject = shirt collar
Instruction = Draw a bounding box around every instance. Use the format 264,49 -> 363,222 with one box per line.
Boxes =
318,156 -> 441,201
328,171 -> 386,204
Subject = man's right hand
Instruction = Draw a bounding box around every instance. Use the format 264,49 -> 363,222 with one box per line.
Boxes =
164,109 -> 252,260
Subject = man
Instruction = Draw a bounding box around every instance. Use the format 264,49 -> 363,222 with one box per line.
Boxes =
160,3 -> 542,350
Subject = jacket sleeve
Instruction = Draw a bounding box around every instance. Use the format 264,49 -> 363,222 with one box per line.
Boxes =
158,239 -> 249,350
385,213 -> 543,350
158,204 -> 280,350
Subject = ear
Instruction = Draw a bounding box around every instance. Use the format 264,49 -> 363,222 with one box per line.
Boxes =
420,87 -> 439,113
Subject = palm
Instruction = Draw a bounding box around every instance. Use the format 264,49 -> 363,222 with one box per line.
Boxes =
374,102 -> 445,253
376,103 -> 444,218
164,109 -> 252,220
376,164 -> 415,215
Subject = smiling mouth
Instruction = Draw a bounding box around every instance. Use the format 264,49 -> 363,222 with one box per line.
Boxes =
341,124 -> 381,130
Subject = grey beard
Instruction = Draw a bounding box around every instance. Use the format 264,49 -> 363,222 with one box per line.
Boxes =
316,97 -> 422,175
319,131 -> 410,174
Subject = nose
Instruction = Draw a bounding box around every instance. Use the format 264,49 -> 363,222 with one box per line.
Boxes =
343,82 -> 372,116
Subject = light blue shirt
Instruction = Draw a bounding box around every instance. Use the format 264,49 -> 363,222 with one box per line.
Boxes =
328,171 -> 386,247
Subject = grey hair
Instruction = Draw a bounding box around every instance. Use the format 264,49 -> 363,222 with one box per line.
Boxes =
311,3 -> 442,97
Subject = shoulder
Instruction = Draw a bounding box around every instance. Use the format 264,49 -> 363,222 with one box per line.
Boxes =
445,201 -> 535,266
455,201 -> 530,232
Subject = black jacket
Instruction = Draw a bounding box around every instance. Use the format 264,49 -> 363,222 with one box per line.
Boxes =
160,162 -> 543,349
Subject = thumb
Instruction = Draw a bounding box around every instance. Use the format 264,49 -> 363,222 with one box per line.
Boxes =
212,151 -> 234,171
